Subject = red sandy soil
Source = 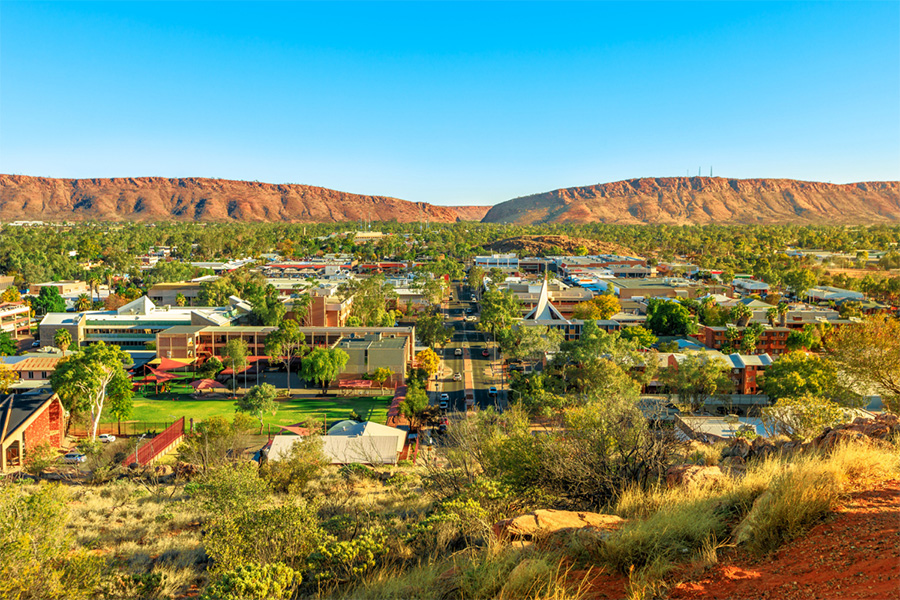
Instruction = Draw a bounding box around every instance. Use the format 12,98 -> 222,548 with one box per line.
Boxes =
570,479 -> 899,600
668,479 -> 900,600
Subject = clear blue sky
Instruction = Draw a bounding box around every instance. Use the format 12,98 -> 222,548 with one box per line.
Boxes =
1,1 -> 898,206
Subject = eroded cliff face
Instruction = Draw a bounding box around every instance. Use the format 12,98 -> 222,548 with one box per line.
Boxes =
481,177 -> 900,225
0,175 -> 489,223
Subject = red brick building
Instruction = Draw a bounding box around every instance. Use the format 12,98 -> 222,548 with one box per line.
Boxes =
693,325 -> 790,355
1,392 -> 65,472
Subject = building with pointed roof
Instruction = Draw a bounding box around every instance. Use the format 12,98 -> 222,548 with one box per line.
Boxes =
1,392 -> 65,473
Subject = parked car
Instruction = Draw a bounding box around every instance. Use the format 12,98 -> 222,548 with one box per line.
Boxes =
62,452 -> 86,464
482,349 -> 490,357
488,386 -> 498,397
454,348 -> 463,356
453,372 -> 462,381
31,341 -> 40,348
98,434 -> 116,443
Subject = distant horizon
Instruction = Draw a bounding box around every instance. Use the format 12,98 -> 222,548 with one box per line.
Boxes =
3,172 -> 897,208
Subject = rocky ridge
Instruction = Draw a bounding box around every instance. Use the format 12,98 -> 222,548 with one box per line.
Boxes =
482,177 -> 900,225
0,175 -> 489,224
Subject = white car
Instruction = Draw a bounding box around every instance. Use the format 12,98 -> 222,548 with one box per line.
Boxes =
453,372 -> 462,381
62,452 -> 86,464
98,434 -> 116,443
439,393 -> 450,410
454,348 -> 463,356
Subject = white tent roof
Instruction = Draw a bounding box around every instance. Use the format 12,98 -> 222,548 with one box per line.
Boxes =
524,276 -> 566,321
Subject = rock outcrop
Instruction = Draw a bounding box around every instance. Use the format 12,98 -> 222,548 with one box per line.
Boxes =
493,509 -> 626,541
0,175 -> 489,224
482,177 -> 900,225
813,413 -> 899,450
666,465 -> 726,488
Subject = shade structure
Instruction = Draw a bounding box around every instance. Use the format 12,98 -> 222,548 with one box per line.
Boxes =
190,378 -> 227,391
136,372 -> 177,384
151,357 -> 194,371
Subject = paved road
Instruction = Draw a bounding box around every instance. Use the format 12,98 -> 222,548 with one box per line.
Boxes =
431,283 -> 506,414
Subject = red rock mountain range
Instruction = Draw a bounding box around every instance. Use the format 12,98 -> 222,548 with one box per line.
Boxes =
0,175 -> 489,224
1,175 -> 897,225
482,177 -> 900,225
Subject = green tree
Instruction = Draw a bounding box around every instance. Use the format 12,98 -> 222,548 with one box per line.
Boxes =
50,341 -> 133,440
661,353 -> 733,413
827,315 -> 900,413
784,269 -> 817,300
761,394 -> 848,441
301,347 -> 349,394
499,324 -> 564,361
415,309 -> 453,348
223,339 -> 249,398
74,294 -> 92,312
236,383 -> 279,433
477,286 -> 520,341
785,323 -> 820,351
339,275 -> 397,327
646,299 -> 697,337
175,292 -> 187,307
619,325 -> 658,348
399,381 -> 430,431
0,332 -> 16,356
467,265 -> 485,290
53,328 -> 73,353
759,351 -> 845,403
371,367 -> 393,393
264,319 -> 306,397
199,356 -> 224,380
31,286 -> 66,315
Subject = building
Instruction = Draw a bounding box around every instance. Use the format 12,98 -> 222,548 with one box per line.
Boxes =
1,392 -> 65,473
804,286 -> 865,303
0,302 -> 30,339
693,325 -> 790,355
39,295 -> 252,349
0,275 -> 14,293
474,254 -> 519,270
30,280 -> 88,296
591,277 -> 731,301
157,325 -> 416,366
147,281 -> 206,307
337,335 -> 410,382
283,287 -> 353,327
519,277 -> 620,341
725,353 -> 774,395
501,279 -> 594,318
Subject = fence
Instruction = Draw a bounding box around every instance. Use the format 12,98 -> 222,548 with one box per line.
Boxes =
69,421 -> 177,438
122,417 -> 186,466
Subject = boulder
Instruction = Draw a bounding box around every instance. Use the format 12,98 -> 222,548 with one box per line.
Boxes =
816,428 -> 870,451
722,438 -> 751,459
666,465 -> 726,488
750,436 -> 776,459
493,509 -> 625,541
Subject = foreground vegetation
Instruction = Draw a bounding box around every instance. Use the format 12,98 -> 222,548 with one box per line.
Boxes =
2,405 -> 897,600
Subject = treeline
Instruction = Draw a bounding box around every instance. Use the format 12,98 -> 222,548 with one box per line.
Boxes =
1,221 -> 898,288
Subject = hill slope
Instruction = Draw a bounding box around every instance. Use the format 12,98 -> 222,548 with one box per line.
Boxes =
481,177 -> 900,225
0,175 -> 489,223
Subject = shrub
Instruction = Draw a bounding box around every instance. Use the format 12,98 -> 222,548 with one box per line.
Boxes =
204,502 -> 323,572
260,436 -> 327,495
201,563 -> 301,600
190,462 -> 269,516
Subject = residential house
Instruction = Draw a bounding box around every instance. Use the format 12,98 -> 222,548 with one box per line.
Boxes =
1,392 -> 65,473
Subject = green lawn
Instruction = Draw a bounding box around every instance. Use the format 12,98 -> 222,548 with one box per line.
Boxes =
127,389 -> 392,428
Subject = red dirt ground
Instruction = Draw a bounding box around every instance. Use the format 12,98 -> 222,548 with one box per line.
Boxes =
667,479 -> 900,600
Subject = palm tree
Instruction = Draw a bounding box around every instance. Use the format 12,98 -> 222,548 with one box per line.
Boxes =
53,329 -> 72,353
776,302 -> 789,326
730,303 -> 753,327
75,294 -> 91,312
766,307 -> 778,327
88,277 -> 101,305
